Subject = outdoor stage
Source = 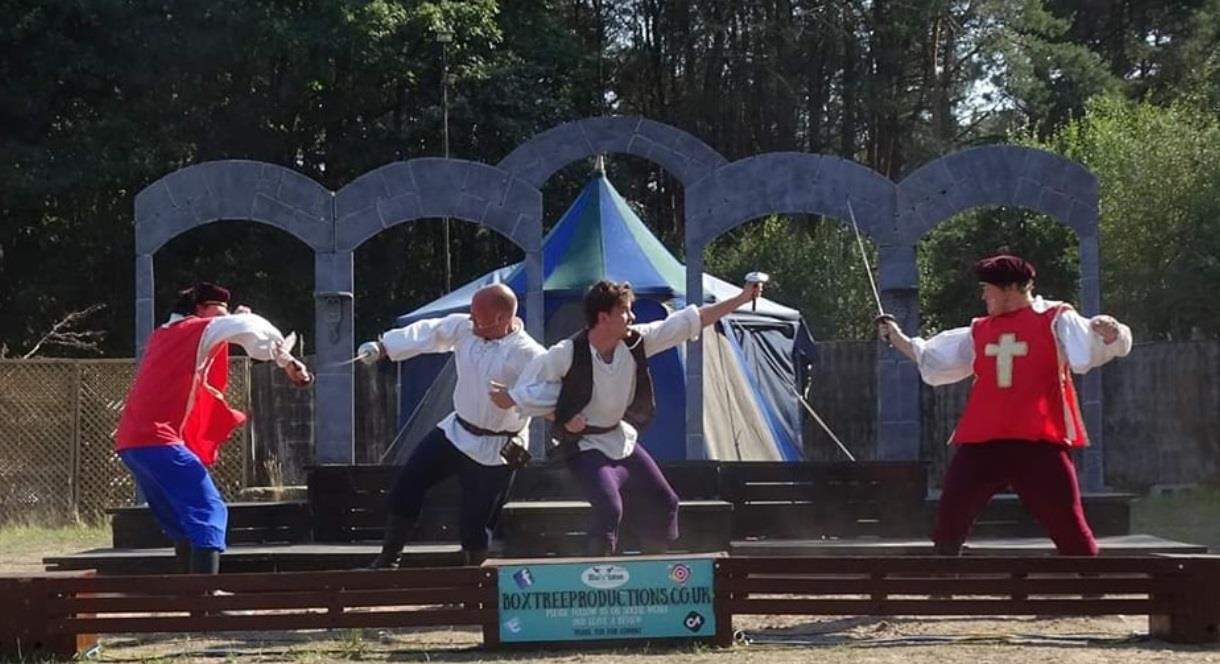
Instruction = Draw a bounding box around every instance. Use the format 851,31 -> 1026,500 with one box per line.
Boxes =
42,461 -> 1206,575
10,460 -> 1215,660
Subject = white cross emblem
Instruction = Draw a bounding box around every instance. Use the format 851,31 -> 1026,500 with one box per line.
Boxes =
984,333 -> 1028,388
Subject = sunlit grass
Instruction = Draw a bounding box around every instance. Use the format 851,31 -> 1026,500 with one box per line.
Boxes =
1130,484 -> 1220,551
0,521 -> 110,573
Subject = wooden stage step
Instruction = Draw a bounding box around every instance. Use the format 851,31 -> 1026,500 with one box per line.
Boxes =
43,543 -> 462,574
729,533 -> 1207,557
498,499 -> 733,556
43,534 -> 1204,576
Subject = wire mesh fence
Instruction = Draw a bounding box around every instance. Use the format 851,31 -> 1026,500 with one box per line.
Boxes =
0,358 -> 251,524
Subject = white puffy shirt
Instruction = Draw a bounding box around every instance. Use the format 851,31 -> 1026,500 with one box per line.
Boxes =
509,305 -> 703,460
909,297 -> 1134,386
380,314 -> 546,466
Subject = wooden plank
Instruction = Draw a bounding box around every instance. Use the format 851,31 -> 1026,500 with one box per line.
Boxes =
505,465 -> 584,500
49,587 -> 495,614
926,493 -> 1135,538
724,598 -> 1170,616
43,543 -> 467,575
112,503 -> 314,548
723,576 -> 1181,596
108,501 -> 308,515
501,499 -> 732,511
39,567 -> 491,594
657,462 -> 721,500
54,607 -> 495,634
718,556 -> 1194,575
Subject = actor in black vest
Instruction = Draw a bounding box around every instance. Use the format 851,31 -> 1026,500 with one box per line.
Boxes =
492,279 -> 763,555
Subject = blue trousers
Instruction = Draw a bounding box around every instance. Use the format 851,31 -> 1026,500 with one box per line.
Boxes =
386,427 -> 515,551
119,444 -> 227,551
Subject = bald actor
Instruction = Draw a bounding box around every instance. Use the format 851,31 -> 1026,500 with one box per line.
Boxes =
358,284 -> 546,567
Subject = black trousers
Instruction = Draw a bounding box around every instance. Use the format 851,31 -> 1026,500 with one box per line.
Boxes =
386,427 -> 515,551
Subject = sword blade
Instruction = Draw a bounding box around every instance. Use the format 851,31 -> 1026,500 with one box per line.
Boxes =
792,386 -> 857,462
846,199 -> 886,318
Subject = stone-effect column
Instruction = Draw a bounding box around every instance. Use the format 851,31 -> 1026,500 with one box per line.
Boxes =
134,253 -> 155,360
1077,234 -> 1104,491
876,243 -> 921,461
524,248 -> 546,459
313,251 -> 355,464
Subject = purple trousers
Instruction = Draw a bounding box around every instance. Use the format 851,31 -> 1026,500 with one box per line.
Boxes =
566,445 -> 680,555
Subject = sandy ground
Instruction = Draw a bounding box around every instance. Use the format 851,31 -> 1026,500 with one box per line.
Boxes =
90,616 -> 1220,663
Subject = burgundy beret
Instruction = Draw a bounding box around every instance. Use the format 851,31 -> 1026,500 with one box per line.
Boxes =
193,282 -> 231,305
974,254 -> 1036,286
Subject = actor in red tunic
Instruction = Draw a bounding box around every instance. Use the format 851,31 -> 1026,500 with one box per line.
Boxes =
878,255 -> 1132,555
115,283 -> 311,573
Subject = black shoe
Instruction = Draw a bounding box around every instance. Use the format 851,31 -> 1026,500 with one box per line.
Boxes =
365,515 -> 414,569
174,540 -> 192,574
587,538 -> 616,557
462,549 -> 488,567
189,547 -> 221,575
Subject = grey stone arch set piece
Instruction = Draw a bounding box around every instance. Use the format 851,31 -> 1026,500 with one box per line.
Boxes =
134,121 -> 1102,488
686,144 -> 1103,488
133,159 -> 543,464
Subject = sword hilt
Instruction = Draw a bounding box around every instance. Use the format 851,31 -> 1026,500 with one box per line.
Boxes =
744,271 -> 770,312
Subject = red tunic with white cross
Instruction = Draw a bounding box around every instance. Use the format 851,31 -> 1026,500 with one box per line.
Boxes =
951,304 -> 1087,447
114,316 -> 247,465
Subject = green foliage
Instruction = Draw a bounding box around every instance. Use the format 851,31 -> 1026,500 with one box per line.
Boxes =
4,1 -> 1220,354
1041,92 -> 1220,339
0,0 -> 594,354
917,208 -> 1081,334
704,215 -> 877,340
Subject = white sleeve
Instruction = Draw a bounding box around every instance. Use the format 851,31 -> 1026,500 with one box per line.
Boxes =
379,314 -> 468,361
1055,308 -> 1134,373
199,313 -> 296,368
507,341 -> 573,417
910,326 -> 975,386
634,305 -> 703,357
511,337 -> 549,373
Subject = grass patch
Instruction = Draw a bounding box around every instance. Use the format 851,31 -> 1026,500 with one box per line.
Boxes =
0,521 -> 110,573
1129,484 -> 1220,550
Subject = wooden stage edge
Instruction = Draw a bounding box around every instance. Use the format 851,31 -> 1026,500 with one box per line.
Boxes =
44,534 -> 1207,573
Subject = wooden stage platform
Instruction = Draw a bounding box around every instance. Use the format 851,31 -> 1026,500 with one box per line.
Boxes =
45,462 -> 1209,575
44,534 -> 1206,574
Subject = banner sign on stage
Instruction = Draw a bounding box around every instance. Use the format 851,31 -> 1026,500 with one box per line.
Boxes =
497,557 -> 716,642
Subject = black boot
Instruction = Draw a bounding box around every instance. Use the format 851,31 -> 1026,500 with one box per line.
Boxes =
462,549 -> 488,567
587,536 -> 615,558
189,547 -> 221,575
366,515 -> 414,569
174,540 -> 192,574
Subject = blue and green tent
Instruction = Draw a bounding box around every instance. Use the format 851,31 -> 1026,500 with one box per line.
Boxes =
388,169 -> 813,462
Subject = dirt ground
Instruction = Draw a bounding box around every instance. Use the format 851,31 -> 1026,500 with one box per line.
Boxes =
86,616 -> 1220,664
5,492 -> 1220,663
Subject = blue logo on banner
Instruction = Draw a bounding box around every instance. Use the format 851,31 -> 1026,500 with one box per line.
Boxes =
512,567 -> 535,589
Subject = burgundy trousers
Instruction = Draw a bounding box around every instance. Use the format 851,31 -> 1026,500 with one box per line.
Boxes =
932,440 -> 1098,556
